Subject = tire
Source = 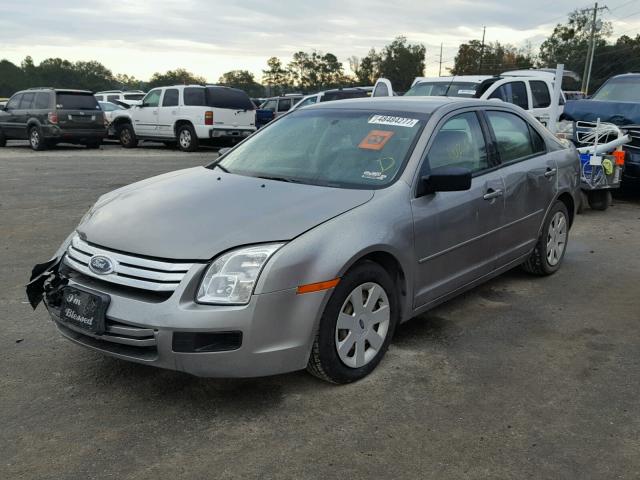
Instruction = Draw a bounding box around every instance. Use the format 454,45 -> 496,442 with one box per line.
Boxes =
0,129 -> 6,147
118,124 -> 138,148
28,126 -> 47,151
307,261 -> 399,384
85,139 -> 102,149
176,124 -> 199,152
522,201 -> 570,276
587,190 -> 610,211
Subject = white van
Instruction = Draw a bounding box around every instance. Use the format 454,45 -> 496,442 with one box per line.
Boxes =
374,74 -> 565,127
111,85 -> 256,151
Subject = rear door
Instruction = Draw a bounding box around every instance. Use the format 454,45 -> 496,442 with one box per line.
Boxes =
16,93 -> 35,137
157,88 -> 179,138
486,80 -> 530,111
411,110 -> 505,307
275,98 -> 292,117
55,92 -> 104,131
134,89 -> 161,135
205,87 -> 255,128
484,109 -> 557,265
528,80 -> 553,127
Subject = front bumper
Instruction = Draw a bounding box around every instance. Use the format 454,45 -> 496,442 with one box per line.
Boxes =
45,262 -> 328,377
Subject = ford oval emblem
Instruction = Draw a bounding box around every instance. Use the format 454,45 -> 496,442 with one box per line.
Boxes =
89,255 -> 114,275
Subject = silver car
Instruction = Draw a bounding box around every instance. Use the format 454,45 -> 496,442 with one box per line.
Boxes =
29,97 -> 580,384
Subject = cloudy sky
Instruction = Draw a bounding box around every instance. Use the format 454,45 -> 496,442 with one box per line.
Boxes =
1,0 -> 639,82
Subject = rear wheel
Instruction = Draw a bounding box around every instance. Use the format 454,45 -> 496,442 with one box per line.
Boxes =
307,261 -> 398,384
176,124 -> 199,152
118,124 -> 138,148
28,126 -> 47,151
522,201 -> 569,276
587,190 -> 610,211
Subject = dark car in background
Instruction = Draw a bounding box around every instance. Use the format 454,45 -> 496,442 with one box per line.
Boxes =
561,73 -> 640,187
0,88 -> 106,150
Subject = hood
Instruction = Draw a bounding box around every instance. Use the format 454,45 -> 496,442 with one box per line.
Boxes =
562,99 -> 640,125
78,167 -> 373,260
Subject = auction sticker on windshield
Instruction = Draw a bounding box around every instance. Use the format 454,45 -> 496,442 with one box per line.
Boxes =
368,115 -> 419,128
359,130 -> 394,150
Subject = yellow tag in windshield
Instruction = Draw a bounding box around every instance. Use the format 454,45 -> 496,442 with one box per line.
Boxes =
359,130 -> 394,151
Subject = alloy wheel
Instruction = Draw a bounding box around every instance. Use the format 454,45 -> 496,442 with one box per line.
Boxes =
546,211 -> 567,266
179,129 -> 192,149
30,129 -> 40,149
335,282 -> 390,368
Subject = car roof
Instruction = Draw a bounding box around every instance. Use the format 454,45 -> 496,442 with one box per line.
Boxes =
20,88 -> 93,94
308,96 -> 509,114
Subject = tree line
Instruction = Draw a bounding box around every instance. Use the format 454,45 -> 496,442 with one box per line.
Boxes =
1,10 -> 638,98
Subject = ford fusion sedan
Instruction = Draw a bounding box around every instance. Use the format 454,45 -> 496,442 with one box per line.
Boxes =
28,97 -> 580,384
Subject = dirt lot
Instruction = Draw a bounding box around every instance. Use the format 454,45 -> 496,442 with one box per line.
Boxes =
1,141 -> 639,479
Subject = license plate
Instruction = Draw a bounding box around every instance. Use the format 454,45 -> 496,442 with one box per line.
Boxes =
59,286 -> 110,334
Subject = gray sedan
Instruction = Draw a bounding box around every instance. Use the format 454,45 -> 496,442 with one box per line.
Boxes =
30,97 -> 580,384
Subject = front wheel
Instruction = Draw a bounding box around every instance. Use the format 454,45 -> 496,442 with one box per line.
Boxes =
307,261 -> 398,384
29,126 -> 47,151
587,190 -> 610,211
118,124 -> 138,148
522,201 -> 570,276
176,124 -> 199,152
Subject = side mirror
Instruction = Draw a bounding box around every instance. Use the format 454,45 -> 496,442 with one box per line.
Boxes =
417,166 -> 472,197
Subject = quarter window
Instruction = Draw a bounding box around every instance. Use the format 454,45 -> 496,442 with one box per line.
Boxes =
142,90 -> 161,107
277,98 -> 292,111
183,88 -> 206,106
34,92 -> 51,109
426,112 -> 488,173
486,111 -> 540,162
489,81 -> 529,110
530,81 -> 551,108
162,89 -> 179,107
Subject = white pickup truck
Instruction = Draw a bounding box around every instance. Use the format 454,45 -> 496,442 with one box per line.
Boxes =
111,85 -> 256,152
373,72 -> 565,127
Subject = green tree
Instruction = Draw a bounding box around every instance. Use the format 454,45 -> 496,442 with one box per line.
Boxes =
356,49 -> 381,85
218,69 -> 264,97
451,41 -> 534,76
0,60 -> 26,97
377,37 -> 426,92
262,57 -> 291,95
148,68 -> 206,89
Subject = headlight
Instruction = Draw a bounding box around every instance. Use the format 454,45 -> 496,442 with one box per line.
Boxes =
197,243 -> 284,305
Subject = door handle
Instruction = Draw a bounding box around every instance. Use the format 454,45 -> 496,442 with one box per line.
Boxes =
544,168 -> 557,178
483,188 -> 504,201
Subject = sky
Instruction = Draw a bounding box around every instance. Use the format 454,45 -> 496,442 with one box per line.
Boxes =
1,0 -> 639,82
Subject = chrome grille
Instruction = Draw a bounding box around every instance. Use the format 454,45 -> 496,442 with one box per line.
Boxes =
63,234 -> 194,292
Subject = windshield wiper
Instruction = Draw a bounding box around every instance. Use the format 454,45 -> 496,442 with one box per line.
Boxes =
212,163 -> 229,172
256,175 -> 298,183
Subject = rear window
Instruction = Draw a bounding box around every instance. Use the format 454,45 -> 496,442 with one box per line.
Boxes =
124,93 -> 144,100
56,93 -> 100,110
206,87 -> 254,110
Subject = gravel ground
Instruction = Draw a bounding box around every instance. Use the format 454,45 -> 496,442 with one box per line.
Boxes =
1,141 -> 639,479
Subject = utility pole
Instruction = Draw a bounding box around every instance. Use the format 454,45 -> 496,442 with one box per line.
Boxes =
478,26 -> 486,74
581,3 -> 607,94
439,43 -> 443,77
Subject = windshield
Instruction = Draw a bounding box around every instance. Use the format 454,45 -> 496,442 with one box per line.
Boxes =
592,76 -> 640,102
215,108 -> 427,189
405,81 -> 479,98
56,92 -> 100,110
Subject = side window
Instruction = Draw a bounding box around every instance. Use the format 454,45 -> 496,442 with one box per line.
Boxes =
530,81 -> 551,108
107,95 -> 119,102
142,90 -> 161,107
34,92 -> 51,109
486,111 -> 537,162
425,112 -> 488,173
6,94 -> 23,110
19,92 -> 35,109
95,95 -> 104,102
298,97 -> 317,108
277,98 -> 292,111
261,100 -> 277,111
489,81 -> 529,110
162,88 -> 179,107
529,125 -> 546,154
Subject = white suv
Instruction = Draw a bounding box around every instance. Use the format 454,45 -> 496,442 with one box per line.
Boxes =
112,85 -> 256,152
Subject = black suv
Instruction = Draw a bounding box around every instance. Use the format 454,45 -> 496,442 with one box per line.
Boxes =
0,88 -> 107,150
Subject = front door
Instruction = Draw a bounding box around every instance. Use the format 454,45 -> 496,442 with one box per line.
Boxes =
411,110 -> 505,308
1,93 -> 24,138
135,89 -> 161,136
